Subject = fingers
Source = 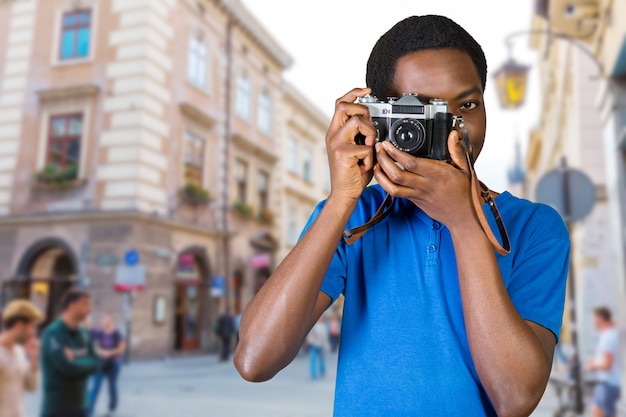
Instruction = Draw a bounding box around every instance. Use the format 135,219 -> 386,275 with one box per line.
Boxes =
448,130 -> 471,174
334,87 -> 372,109
374,142 -> 427,198
327,88 -> 373,144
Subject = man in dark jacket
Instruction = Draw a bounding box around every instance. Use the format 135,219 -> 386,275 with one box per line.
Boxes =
215,310 -> 235,361
40,289 -> 98,417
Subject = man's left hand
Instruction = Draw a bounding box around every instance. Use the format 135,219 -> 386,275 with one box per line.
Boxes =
373,130 -> 476,229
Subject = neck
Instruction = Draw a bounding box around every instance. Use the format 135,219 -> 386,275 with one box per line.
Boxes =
61,312 -> 80,329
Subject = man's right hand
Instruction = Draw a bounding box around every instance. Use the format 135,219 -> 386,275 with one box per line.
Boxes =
325,88 -> 378,204
64,347 -> 75,361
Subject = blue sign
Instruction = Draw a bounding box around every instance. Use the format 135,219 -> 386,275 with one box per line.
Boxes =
124,249 -> 140,266
211,276 -> 226,297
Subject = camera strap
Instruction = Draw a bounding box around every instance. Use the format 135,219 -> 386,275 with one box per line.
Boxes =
342,122 -> 511,256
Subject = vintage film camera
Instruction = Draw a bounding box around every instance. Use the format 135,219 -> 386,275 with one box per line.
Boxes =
356,93 -> 458,161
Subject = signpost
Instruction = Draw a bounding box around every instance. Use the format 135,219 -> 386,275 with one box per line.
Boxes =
535,157 -> 596,414
115,249 -> 145,362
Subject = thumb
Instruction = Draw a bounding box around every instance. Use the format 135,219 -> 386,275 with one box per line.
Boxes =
448,130 -> 471,174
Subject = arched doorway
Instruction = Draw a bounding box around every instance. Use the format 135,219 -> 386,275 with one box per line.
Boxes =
173,247 -> 210,352
2,238 -> 78,327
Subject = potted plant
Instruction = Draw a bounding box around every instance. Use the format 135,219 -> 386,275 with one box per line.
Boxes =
257,208 -> 274,225
181,182 -> 211,205
232,200 -> 253,219
36,163 -> 79,187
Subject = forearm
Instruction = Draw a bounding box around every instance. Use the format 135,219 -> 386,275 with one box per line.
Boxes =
24,368 -> 38,392
235,197 -> 355,381
450,222 -> 552,417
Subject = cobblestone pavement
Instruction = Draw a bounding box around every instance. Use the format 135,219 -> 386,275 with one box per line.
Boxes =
23,352 -> 597,417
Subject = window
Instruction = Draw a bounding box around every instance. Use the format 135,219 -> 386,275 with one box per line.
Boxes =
287,209 -> 298,246
287,137 -> 298,173
257,91 -> 271,134
234,158 -> 248,203
235,74 -> 251,120
258,171 -> 269,210
47,114 -> 83,169
183,131 -> 205,187
302,146 -> 313,182
60,10 -> 91,60
188,35 -> 207,89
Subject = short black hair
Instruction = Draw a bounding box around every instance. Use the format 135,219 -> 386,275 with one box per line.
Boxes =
61,288 -> 90,311
366,15 -> 488,99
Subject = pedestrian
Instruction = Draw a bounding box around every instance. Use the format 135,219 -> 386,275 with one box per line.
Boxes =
306,318 -> 329,380
235,14 -> 570,416
41,289 -> 99,417
0,300 -> 43,417
88,315 -> 125,417
215,310 -> 235,361
586,306 -> 621,417
327,314 -> 340,353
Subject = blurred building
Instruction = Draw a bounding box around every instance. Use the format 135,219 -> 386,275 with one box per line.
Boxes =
526,0 -> 626,404
0,0 -> 329,359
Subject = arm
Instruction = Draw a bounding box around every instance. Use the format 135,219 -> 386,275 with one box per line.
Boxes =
43,334 -> 98,378
374,135 -> 562,417
235,88 -> 377,382
588,352 -> 614,372
22,340 -> 39,392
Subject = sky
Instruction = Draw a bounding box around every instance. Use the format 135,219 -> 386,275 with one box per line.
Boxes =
240,0 -> 542,192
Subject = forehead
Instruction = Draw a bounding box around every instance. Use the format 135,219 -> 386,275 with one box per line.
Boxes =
392,48 -> 482,100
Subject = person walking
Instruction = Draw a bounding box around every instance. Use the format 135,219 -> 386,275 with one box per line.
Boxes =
88,315 -> 125,417
306,318 -> 329,380
41,289 -> 99,417
327,315 -> 341,353
587,306 -> 621,417
215,310 -> 235,361
0,300 -> 43,417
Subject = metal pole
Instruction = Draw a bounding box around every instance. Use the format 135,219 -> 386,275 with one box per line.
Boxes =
123,291 -> 134,363
222,16 -> 234,313
561,156 -> 584,413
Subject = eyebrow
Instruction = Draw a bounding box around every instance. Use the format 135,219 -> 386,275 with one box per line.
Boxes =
418,86 -> 483,103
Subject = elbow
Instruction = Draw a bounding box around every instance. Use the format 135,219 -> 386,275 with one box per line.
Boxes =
234,344 -> 276,383
492,385 -> 545,417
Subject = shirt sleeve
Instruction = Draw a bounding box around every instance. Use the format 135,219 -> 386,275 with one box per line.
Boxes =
506,204 -> 570,341
299,201 -> 347,304
598,331 -> 619,355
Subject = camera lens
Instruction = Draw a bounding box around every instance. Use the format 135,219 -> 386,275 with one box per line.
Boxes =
390,118 -> 425,154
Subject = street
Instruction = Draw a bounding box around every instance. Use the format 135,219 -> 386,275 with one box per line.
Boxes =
22,351 -> 578,417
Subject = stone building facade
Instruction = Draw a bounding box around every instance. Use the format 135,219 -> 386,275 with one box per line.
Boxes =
0,0 -> 329,358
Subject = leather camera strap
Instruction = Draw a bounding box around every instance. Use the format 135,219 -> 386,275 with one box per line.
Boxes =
343,120 -> 511,256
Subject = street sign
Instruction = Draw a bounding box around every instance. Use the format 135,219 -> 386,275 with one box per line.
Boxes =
211,276 -> 226,298
114,264 -> 146,292
535,166 -> 596,223
124,249 -> 140,266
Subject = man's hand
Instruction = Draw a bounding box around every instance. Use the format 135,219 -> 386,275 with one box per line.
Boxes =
64,347 -> 75,361
24,337 -> 40,368
373,129 -> 476,229
326,88 -> 378,204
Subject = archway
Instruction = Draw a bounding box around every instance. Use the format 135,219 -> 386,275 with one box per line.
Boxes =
173,246 -> 210,352
3,238 -> 78,327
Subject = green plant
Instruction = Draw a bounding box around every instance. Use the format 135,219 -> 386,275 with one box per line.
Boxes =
257,208 -> 274,225
182,182 -> 210,204
233,200 -> 253,218
36,163 -> 79,186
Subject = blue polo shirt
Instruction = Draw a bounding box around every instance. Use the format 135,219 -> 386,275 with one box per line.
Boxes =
301,185 -> 569,416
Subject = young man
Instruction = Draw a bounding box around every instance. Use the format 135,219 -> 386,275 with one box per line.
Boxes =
0,300 -> 43,417
88,315 -> 126,417
587,307 -> 621,417
235,15 -> 570,416
41,289 -> 99,417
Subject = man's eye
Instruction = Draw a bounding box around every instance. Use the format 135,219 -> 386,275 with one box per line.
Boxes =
460,102 -> 477,110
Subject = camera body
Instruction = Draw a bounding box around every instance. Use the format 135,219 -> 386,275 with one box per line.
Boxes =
357,93 -> 455,161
